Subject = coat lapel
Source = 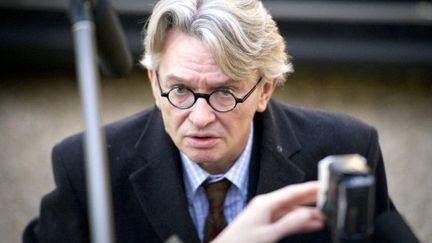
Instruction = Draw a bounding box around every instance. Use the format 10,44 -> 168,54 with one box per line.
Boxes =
249,102 -> 308,243
129,108 -> 200,243
252,101 -> 306,196
255,150 -> 306,195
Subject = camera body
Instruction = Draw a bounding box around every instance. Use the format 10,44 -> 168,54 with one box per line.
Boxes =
317,154 -> 375,243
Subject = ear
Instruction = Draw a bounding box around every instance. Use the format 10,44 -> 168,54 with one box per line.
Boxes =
257,78 -> 277,112
147,69 -> 161,108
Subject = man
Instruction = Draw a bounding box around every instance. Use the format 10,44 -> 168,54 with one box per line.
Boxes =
24,0 -> 393,242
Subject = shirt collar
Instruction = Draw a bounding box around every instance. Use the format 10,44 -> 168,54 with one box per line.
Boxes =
181,123 -> 254,199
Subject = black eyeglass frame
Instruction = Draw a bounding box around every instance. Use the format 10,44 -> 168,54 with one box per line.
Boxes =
155,71 -> 263,112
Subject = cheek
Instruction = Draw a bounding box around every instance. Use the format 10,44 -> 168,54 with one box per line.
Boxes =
231,102 -> 259,132
239,97 -> 260,120
160,106 -> 188,134
223,107 -> 256,134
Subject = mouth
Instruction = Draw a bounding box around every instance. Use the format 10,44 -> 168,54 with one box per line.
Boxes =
186,134 -> 219,148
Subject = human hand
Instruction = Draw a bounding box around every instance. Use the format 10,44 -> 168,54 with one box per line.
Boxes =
212,181 -> 325,243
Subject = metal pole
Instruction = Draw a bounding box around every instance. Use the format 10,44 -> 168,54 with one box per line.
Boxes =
71,2 -> 115,243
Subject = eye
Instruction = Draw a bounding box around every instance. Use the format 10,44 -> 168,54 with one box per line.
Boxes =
171,85 -> 190,96
216,88 -> 233,97
212,89 -> 235,101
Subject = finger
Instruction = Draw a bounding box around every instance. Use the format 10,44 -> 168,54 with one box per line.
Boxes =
264,181 -> 320,211
267,207 -> 325,240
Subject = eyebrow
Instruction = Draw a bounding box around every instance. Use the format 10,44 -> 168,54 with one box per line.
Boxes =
163,73 -> 236,88
164,74 -> 188,83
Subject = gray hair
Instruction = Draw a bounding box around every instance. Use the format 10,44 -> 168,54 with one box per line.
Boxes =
141,0 -> 293,85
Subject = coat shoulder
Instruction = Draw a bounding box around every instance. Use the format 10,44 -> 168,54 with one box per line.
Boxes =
49,108 -> 158,190
272,100 -> 375,134
268,100 -> 378,155
54,108 -> 156,158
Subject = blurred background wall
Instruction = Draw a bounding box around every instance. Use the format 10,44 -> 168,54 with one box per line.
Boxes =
1,0 -> 431,242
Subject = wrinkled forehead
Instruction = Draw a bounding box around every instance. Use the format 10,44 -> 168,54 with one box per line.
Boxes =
159,30 -> 259,84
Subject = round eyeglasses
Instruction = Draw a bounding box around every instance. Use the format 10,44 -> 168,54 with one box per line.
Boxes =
156,71 -> 263,112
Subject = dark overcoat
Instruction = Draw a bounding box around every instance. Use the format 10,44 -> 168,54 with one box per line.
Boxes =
24,100 -> 392,243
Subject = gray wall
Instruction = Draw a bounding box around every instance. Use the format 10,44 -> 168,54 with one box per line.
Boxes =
1,67 -> 431,242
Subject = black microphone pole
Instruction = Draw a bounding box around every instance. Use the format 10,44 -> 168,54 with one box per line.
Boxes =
69,0 -> 131,242
91,0 -> 133,78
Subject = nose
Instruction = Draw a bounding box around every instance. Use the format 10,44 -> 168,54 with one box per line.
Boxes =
188,98 -> 216,128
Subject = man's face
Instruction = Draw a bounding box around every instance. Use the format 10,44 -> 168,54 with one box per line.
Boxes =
148,30 -> 275,174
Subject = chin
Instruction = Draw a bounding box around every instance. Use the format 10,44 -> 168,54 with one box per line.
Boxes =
190,154 -> 218,165
187,151 -> 221,164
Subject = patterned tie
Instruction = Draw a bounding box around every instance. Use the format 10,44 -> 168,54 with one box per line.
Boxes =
203,178 -> 232,243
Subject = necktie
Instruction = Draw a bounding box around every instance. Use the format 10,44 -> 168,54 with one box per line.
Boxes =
203,178 -> 231,243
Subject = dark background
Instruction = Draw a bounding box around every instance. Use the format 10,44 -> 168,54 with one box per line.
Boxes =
1,0 -> 432,73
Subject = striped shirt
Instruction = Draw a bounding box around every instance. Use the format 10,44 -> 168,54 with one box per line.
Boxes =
181,124 -> 253,241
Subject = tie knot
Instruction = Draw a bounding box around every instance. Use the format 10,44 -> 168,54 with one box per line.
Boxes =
203,178 -> 231,213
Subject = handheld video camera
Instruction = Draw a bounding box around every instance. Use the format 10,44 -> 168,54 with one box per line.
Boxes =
317,154 -> 375,243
